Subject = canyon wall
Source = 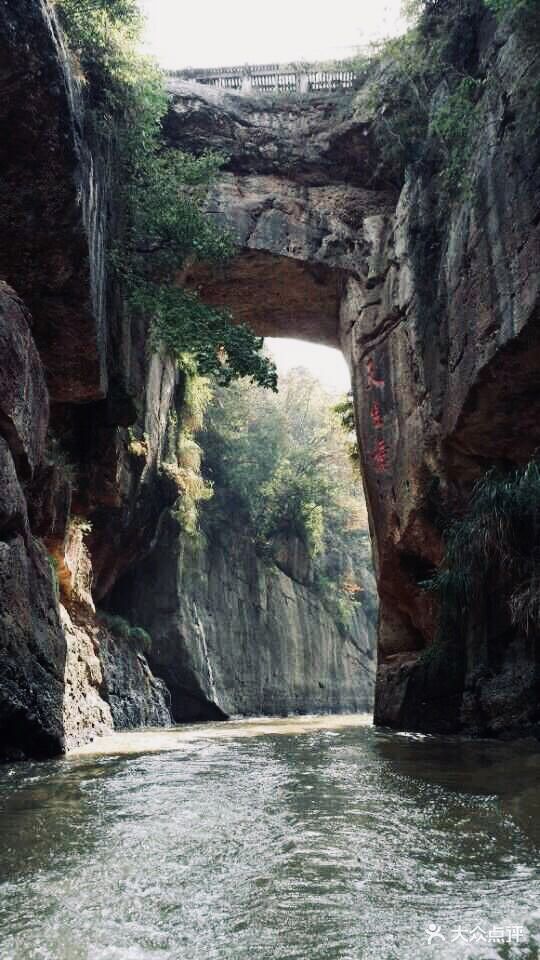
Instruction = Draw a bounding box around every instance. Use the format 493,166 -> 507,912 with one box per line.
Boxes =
113,519 -> 376,720
2,0 -> 539,756
0,1 -> 178,757
0,1 -> 375,759
167,2 -> 540,736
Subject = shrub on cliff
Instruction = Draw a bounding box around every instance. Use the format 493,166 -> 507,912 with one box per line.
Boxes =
363,0 -> 487,194
334,395 -> 360,466
362,0 -> 537,196
159,360 -> 214,534
485,0 -> 540,39
426,460 -> 540,637
98,611 -> 152,653
485,0 -> 537,16
53,0 -> 276,389
128,626 -> 152,654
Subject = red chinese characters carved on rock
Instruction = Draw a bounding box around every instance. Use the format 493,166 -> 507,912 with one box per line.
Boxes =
365,359 -> 388,473
371,438 -> 388,474
370,401 -> 384,430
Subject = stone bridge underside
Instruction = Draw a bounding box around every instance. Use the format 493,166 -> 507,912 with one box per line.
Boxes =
166,61 -> 540,736
167,80 -> 397,348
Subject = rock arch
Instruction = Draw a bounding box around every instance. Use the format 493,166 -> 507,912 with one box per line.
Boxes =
167,63 -> 540,736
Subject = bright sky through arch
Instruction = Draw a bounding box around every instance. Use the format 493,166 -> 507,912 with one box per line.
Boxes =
267,340 -> 351,396
140,0 -> 407,70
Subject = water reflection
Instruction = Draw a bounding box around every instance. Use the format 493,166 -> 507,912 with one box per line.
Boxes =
0,717 -> 538,960
373,731 -> 540,844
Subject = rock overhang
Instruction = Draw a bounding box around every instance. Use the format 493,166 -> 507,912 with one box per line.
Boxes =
166,81 -> 397,349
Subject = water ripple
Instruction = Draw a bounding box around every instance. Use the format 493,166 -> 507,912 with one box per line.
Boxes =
0,717 -> 538,960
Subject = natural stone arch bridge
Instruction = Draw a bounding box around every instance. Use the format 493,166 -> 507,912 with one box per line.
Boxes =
165,62 -> 540,735
0,0 -> 537,757
166,71 -> 393,350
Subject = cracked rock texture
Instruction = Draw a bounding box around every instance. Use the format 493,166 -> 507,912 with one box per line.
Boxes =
0,1 -> 376,758
0,2 -> 175,759
3,0 -> 538,754
112,518 -> 376,721
167,5 -> 540,736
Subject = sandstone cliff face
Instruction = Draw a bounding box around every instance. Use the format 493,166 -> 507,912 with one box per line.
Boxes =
0,0 -> 108,403
0,283 -> 66,758
0,273 -> 172,759
364,23 -> 540,735
113,518 -> 375,720
167,8 -> 540,736
0,2 -> 175,759
0,2 -> 376,759
3,0 -> 536,753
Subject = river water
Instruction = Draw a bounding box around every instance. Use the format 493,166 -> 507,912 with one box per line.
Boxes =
0,715 -> 538,960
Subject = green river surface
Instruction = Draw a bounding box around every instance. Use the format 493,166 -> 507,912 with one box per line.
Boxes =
0,715 -> 538,960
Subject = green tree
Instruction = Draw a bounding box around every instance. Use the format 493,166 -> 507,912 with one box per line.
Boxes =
355,0 -> 539,196
199,367 -> 371,617
425,461 -> 540,638
54,0 -> 276,388
334,394 -> 360,466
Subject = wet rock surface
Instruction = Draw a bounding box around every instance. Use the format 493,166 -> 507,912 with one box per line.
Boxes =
0,283 -> 66,760
0,2 -> 374,759
0,3 -> 174,759
0,0 -> 108,402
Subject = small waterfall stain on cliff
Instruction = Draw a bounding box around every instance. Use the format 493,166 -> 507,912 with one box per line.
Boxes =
193,601 -> 222,711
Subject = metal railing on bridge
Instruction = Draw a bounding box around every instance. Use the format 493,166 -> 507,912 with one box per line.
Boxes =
168,63 -> 362,95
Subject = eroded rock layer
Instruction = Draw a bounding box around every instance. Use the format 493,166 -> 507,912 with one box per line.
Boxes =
2,0 -> 538,755
167,6 -> 540,736
112,520 -> 376,720
0,1 -> 177,758
0,1 -> 376,759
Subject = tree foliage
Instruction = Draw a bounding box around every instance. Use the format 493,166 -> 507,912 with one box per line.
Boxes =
360,0 -> 487,194
430,76 -> 483,194
485,0 -> 537,17
97,611 -> 152,653
357,0 -> 535,196
160,358 -> 214,534
484,0 -> 540,39
54,0 -> 276,388
199,367 -> 371,615
333,394 -> 360,466
425,461 -> 540,636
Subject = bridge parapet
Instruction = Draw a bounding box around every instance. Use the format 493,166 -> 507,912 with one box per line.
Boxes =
168,63 -> 361,95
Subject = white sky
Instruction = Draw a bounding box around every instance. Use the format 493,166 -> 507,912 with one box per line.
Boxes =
267,339 -> 350,395
140,0 -> 405,389
140,0 -> 406,70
